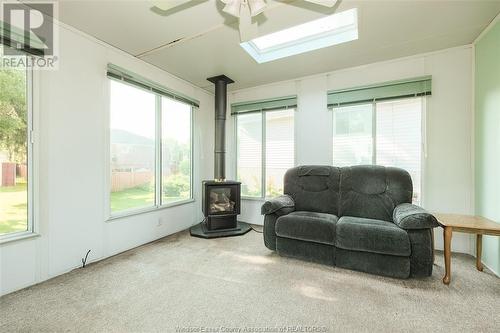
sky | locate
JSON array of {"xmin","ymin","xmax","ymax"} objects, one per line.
[{"xmin": 110, "ymin": 80, "xmax": 190, "ymax": 143}]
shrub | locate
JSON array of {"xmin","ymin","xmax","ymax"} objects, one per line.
[{"xmin": 164, "ymin": 173, "xmax": 190, "ymax": 198}]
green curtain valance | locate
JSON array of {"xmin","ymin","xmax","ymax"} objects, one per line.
[
  {"xmin": 0, "ymin": 21, "xmax": 45, "ymax": 57},
  {"xmin": 327, "ymin": 76, "xmax": 432, "ymax": 107},
  {"xmin": 231, "ymin": 96, "xmax": 297, "ymax": 115},
  {"xmin": 107, "ymin": 64, "xmax": 200, "ymax": 108}
]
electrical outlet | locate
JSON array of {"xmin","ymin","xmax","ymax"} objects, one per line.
[{"xmin": 157, "ymin": 218, "xmax": 163, "ymax": 227}]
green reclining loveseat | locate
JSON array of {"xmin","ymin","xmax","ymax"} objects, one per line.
[{"xmin": 261, "ymin": 165, "xmax": 439, "ymax": 278}]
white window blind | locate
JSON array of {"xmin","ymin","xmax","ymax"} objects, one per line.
[
  {"xmin": 333, "ymin": 103, "xmax": 373, "ymax": 167},
  {"xmin": 265, "ymin": 109, "xmax": 295, "ymax": 197},
  {"xmin": 237, "ymin": 113, "xmax": 262, "ymax": 197},
  {"xmin": 376, "ymin": 98, "xmax": 422, "ymax": 204},
  {"xmin": 332, "ymin": 97, "xmax": 423, "ymax": 204},
  {"xmin": 235, "ymin": 104, "xmax": 295, "ymax": 199}
]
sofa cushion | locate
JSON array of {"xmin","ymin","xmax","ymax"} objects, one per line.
[
  {"xmin": 284, "ymin": 166, "xmax": 341, "ymax": 215},
  {"xmin": 339, "ymin": 165, "xmax": 413, "ymax": 222},
  {"xmin": 276, "ymin": 237, "xmax": 335, "ymax": 266},
  {"xmin": 275, "ymin": 211, "xmax": 338, "ymax": 245},
  {"xmin": 335, "ymin": 248, "xmax": 410, "ymax": 279},
  {"xmin": 335, "ymin": 216, "xmax": 411, "ymax": 256}
]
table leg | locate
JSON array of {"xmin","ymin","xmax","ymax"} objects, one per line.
[
  {"xmin": 476, "ymin": 234, "xmax": 483, "ymax": 271},
  {"xmin": 443, "ymin": 226, "xmax": 452, "ymax": 285}
]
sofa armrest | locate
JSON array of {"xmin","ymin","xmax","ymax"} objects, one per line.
[
  {"xmin": 393, "ymin": 203, "xmax": 439, "ymax": 230},
  {"xmin": 261, "ymin": 195, "xmax": 295, "ymax": 216}
]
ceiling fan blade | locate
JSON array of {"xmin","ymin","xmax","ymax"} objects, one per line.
[
  {"xmin": 239, "ymin": 2, "xmax": 259, "ymax": 41},
  {"xmin": 222, "ymin": 0, "xmax": 242, "ymax": 17},
  {"xmin": 304, "ymin": 0, "xmax": 338, "ymax": 7},
  {"xmin": 248, "ymin": 0, "xmax": 267, "ymax": 17},
  {"xmin": 152, "ymin": 0, "xmax": 194, "ymax": 11}
]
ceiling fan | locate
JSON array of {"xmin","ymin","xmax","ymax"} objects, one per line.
[
  {"xmin": 151, "ymin": 0, "xmax": 338, "ymax": 42},
  {"xmin": 152, "ymin": 0, "xmax": 338, "ymax": 18}
]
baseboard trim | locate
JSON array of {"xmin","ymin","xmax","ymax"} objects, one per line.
[{"xmin": 482, "ymin": 262, "xmax": 500, "ymax": 278}]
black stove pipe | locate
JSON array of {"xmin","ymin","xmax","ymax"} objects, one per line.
[{"xmin": 207, "ymin": 75, "xmax": 234, "ymax": 182}]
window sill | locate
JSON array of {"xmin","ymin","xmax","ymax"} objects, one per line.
[
  {"xmin": 0, "ymin": 231, "xmax": 40, "ymax": 245},
  {"xmin": 241, "ymin": 196, "xmax": 265, "ymax": 201},
  {"xmin": 106, "ymin": 198, "xmax": 195, "ymax": 222},
  {"xmin": 242, "ymin": 196, "xmax": 287, "ymax": 202}
]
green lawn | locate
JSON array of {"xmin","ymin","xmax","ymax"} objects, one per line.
[
  {"xmin": 0, "ymin": 182, "xmax": 28, "ymax": 235},
  {"xmin": 110, "ymin": 186, "xmax": 155, "ymax": 212},
  {"xmin": 1, "ymin": 182, "xmax": 188, "ymax": 232},
  {"xmin": 110, "ymin": 185, "xmax": 187, "ymax": 214}
]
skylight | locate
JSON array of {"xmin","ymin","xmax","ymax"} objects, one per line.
[{"xmin": 241, "ymin": 8, "xmax": 358, "ymax": 63}]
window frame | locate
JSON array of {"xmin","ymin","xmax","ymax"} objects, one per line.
[
  {"xmin": 331, "ymin": 96, "xmax": 426, "ymax": 204},
  {"xmin": 106, "ymin": 78, "xmax": 194, "ymax": 221},
  {"xmin": 235, "ymin": 107, "xmax": 296, "ymax": 201},
  {"xmin": 0, "ymin": 62, "xmax": 37, "ymax": 243}
]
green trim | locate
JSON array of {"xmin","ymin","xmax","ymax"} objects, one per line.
[
  {"xmin": 231, "ymin": 96, "xmax": 297, "ymax": 115},
  {"xmin": 0, "ymin": 20, "xmax": 45, "ymax": 56},
  {"xmin": 327, "ymin": 76, "xmax": 432, "ymax": 107},
  {"xmin": 106, "ymin": 64, "xmax": 200, "ymax": 108}
]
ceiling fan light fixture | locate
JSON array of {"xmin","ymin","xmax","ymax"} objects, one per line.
[{"xmin": 248, "ymin": 0, "xmax": 267, "ymax": 17}]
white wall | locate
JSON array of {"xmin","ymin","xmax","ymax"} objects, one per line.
[
  {"xmin": 0, "ymin": 23, "xmax": 214, "ymax": 296},
  {"xmin": 0, "ymin": 30, "xmax": 476, "ymax": 296},
  {"xmin": 228, "ymin": 46, "xmax": 475, "ymax": 255}
]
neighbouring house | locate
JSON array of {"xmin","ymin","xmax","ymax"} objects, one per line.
[{"xmin": 110, "ymin": 129, "xmax": 155, "ymax": 192}]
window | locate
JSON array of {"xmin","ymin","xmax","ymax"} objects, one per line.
[
  {"xmin": 376, "ymin": 99, "xmax": 422, "ymax": 202},
  {"xmin": 329, "ymin": 76, "xmax": 430, "ymax": 204},
  {"xmin": 108, "ymin": 67, "xmax": 195, "ymax": 217},
  {"xmin": 332, "ymin": 97, "xmax": 423, "ymax": 203},
  {"xmin": 240, "ymin": 8, "xmax": 358, "ymax": 63},
  {"xmin": 265, "ymin": 109, "xmax": 294, "ymax": 197},
  {"xmin": 235, "ymin": 99, "xmax": 295, "ymax": 198},
  {"xmin": 237, "ymin": 112, "xmax": 262, "ymax": 197},
  {"xmin": 110, "ymin": 81, "xmax": 156, "ymax": 213},
  {"xmin": 333, "ymin": 103, "xmax": 373, "ymax": 167},
  {"xmin": 161, "ymin": 97, "xmax": 192, "ymax": 204},
  {"xmin": 0, "ymin": 49, "xmax": 33, "ymax": 238}
]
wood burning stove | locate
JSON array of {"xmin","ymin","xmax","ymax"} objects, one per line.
[{"xmin": 190, "ymin": 74, "xmax": 251, "ymax": 238}]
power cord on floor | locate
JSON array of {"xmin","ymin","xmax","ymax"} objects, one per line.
[{"xmin": 81, "ymin": 250, "xmax": 91, "ymax": 268}]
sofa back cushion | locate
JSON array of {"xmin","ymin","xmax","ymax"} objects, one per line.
[
  {"xmin": 284, "ymin": 166, "xmax": 340, "ymax": 215},
  {"xmin": 339, "ymin": 165, "xmax": 413, "ymax": 222}
]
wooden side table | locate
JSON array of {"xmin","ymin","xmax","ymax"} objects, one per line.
[{"xmin": 435, "ymin": 214, "xmax": 500, "ymax": 285}]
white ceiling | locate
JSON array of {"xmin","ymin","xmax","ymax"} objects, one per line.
[{"xmin": 51, "ymin": 0, "xmax": 500, "ymax": 91}]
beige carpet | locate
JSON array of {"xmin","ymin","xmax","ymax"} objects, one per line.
[{"xmin": 1, "ymin": 229, "xmax": 499, "ymax": 332}]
